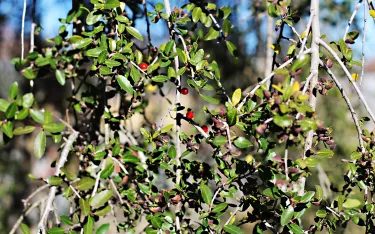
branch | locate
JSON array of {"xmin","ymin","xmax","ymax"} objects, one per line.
[
  {"xmin": 299, "ymin": 0, "xmax": 320, "ymax": 197},
  {"xmin": 318, "ymin": 38, "xmax": 375, "ymax": 123},
  {"xmin": 21, "ymin": 0, "xmax": 27, "ymax": 60},
  {"xmin": 360, "ymin": 0, "xmax": 367, "ymax": 85},
  {"xmin": 223, "ymin": 203, "xmax": 241, "ymax": 227},
  {"xmin": 37, "ymin": 131, "xmax": 79, "ymax": 234},
  {"xmin": 164, "ymin": 0, "xmax": 183, "ymax": 231},
  {"xmin": 265, "ymin": 14, "xmax": 273, "ymax": 89},
  {"xmin": 22, "ymin": 184, "xmax": 49, "ymax": 209},
  {"xmin": 343, "ymin": 0, "xmax": 362, "ymax": 41},
  {"xmin": 10, "ymin": 197, "xmax": 46, "ymax": 234},
  {"xmin": 237, "ymin": 49, "xmax": 311, "ymax": 111},
  {"xmin": 319, "ymin": 60, "xmax": 365, "ymax": 152}
]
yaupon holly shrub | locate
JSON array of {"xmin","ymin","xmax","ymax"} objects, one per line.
[{"xmin": 6, "ymin": 0, "xmax": 375, "ymax": 233}]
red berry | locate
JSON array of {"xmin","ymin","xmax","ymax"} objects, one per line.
[
  {"xmin": 201, "ymin": 125, "xmax": 208, "ymax": 133},
  {"xmin": 181, "ymin": 88, "xmax": 189, "ymax": 95},
  {"xmin": 139, "ymin": 62, "xmax": 148, "ymax": 70},
  {"xmin": 186, "ymin": 111, "xmax": 194, "ymax": 119}
]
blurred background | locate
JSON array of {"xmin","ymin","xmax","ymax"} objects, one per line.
[{"xmin": 0, "ymin": 0, "xmax": 374, "ymax": 233}]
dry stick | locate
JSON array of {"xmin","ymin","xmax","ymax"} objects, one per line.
[
  {"xmin": 142, "ymin": 0, "xmax": 152, "ymax": 53},
  {"xmin": 37, "ymin": 131, "xmax": 79, "ymax": 234},
  {"xmin": 298, "ymin": 15, "xmax": 313, "ymax": 58},
  {"xmin": 299, "ymin": 0, "xmax": 320, "ymax": 197},
  {"xmin": 284, "ymin": 143, "xmax": 289, "ymax": 181},
  {"xmin": 10, "ymin": 197, "xmax": 46, "ymax": 234},
  {"xmin": 163, "ymin": 0, "xmax": 183, "ymax": 231},
  {"xmin": 237, "ymin": 49, "xmax": 312, "ymax": 111},
  {"xmin": 320, "ymin": 60, "xmax": 365, "ymax": 151},
  {"xmin": 319, "ymin": 38, "xmax": 375, "ymax": 123},
  {"xmin": 223, "ymin": 203, "xmax": 241, "ymax": 227},
  {"xmin": 360, "ymin": 0, "xmax": 367, "ymax": 86},
  {"xmin": 110, "ymin": 179, "xmax": 124, "ymax": 204},
  {"xmin": 343, "ymin": 0, "xmax": 363, "ymax": 41},
  {"xmin": 22, "ymin": 184, "xmax": 49, "ymax": 209}
]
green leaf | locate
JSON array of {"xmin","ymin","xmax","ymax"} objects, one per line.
[
  {"xmin": 316, "ymin": 149, "xmax": 334, "ymax": 158},
  {"xmin": 84, "ymin": 216, "xmax": 94, "ymax": 234},
  {"xmin": 94, "ymin": 205, "xmax": 111, "ymax": 216},
  {"xmin": 316, "ymin": 209, "xmax": 327, "ymax": 218},
  {"xmin": 223, "ymin": 224, "xmax": 243, "ymax": 234},
  {"xmin": 0, "ymin": 99, "xmax": 10, "ymax": 112},
  {"xmin": 126, "ymin": 26, "xmax": 144, "ymax": 41},
  {"xmin": 300, "ymin": 191, "xmax": 315, "ymax": 203},
  {"xmin": 2, "ymin": 121, "xmax": 13, "ymax": 138},
  {"xmin": 47, "ymin": 227, "xmax": 65, "ymax": 234},
  {"xmin": 86, "ymin": 47, "xmax": 105, "ymax": 57},
  {"xmin": 20, "ymin": 223, "xmax": 30, "ymax": 234},
  {"xmin": 30, "ymin": 109, "xmax": 44, "ymax": 124},
  {"xmin": 76, "ymin": 177, "xmax": 95, "ymax": 191},
  {"xmin": 219, "ymin": 6, "xmax": 232, "ymax": 19},
  {"xmin": 9, "ymin": 82, "xmax": 18, "ymax": 99},
  {"xmin": 60, "ymin": 215, "xmax": 73, "ymax": 226},
  {"xmin": 23, "ymin": 68, "xmax": 37, "ymax": 79},
  {"xmin": 47, "ymin": 176, "xmax": 63, "ymax": 186},
  {"xmin": 43, "ymin": 123, "xmax": 65, "ymax": 133},
  {"xmin": 44, "ymin": 110, "xmax": 53, "ymax": 124},
  {"xmin": 226, "ymin": 41, "xmax": 237, "ymax": 57},
  {"xmin": 213, "ymin": 136, "xmax": 227, "ymax": 147},
  {"xmin": 192, "ymin": 7, "xmax": 202, "ymax": 23},
  {"xmin": 227, "ymin": 106, "xmax": 237, "ymax": 126},
  {"xmin": 287, "ymin": 223, "xmax": 303, "ymax": 234},
  {"xmin": 280, "ymin": 206, "xmax": 294, "ymax": 226},
  {"xmin": 200, "ymin": 183, "xmax": 212, "ymax": 204},
  {"xmin": 116, "ymin": 75, "xmax": 135, "ymax": 95},
  {"xmin": 222, "ymin": 19, "xmax": 232, "ymax": 37},
  {"xmin": 234, "ymin": 137, "xmax": 252, "ymax": 149},
  {"xmin": 22, "ymin": 93, "xmax": 34, "ymax": 108},
  {"xmin": 343, "ymin": 198, "xmax": 361, "ymax": 209},
  {"xmin": 86, "ymin": 12, "xmax": 102, "ymax": 25},
  {"xmin": 5, "ymin": 102, "xmax": 18, "ymax": 119},
  {"xmin": 273, "ymin": 115, "xmax": 292, "ymax": 127},
  {"xmin": 130, "ymin": 65, "xmax": 140, "ymax": 83},
  {"xmin": 152, "ymin": 75, "xmax": 169, "ymax": 82},
  {"xmin": 190, "ymin": 49, "xmax": 204, "ymax": 65},
  {"xmin": 73, "ymin": 38, "xmax": 93, "ymax": 49},
  {"xmin": 161, "ymin": 124, "xmax": 174, "ymax": 133},
  {"xmin": 79, "ymin": 198, "xmax": 91, "ymax": 216},
  {"xmin": 315, "ymin": 185, "xmax": 323, "ymax": 201},
  {"xmin": 91, "ymin": 190, "xmax": 113, "ymax": 208},
  {"xmin": 34, "ymin": 131, "xmax": 46, "ymax": 158},
  {"xmin": 96, "ymin": 223, "xmax": 110, "ymax": 234},
  {"xmin": 200, "ymin": 94, "xmax": 219, "ymax": 104},
  {"xmin": 100, "ymin": 162, "xmax": 114, "ymax": 179},
  {"xmin": 13, "ymin": 126, "xmax": 35, "ymax": 136},
  {"xmin": 15, "ymin": 108, "xmax": 29, "ymax": 120},
  {"xmin": 176, "ymin": 48, "xmax": 187, "ymax": 63},
  {"xmin": 212, "ymin": 203, "xmax": 228, "ymax": 213},
  {"xmin": 149, "ymin": 216, "xmax": 163, "ymax": 228},
  {"xmin": 204, "ymin": 27, "xmax": 220, "ymax": 41},
  {"xmin": 103, "ymin": 0, "xmax": 120, "ymax": 9},
  {"xmin": 346, "ymin": 30, "xmax": 359, "ymax": 41},
  {"xmin": 351, "ymin": 151, "xmax": 361, "ymax": 160},
  {"xmin": 55, "ymin": 70, "xmax": 66, "ymax": 86}
]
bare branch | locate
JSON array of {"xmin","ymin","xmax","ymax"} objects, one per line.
[
  {"xmin": 22, "ymin": 184, "xmax": 49, "ymax": 209},
  {"xmin": 360, "ymin": 0, "xmax": 367, "ymax": 85},
  {"xmin": 37, "ymin": 131, "xmax": 79, "ymax": 233},
  {"xmin": 343, "ymin": 0, "xmax": 362, "ymax": 41}
]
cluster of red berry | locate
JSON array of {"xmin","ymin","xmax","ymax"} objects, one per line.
[{"xmin": 137, "ymin": 61, "xmax": 208, "ymax": 133}]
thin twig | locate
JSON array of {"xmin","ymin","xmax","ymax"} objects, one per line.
[
  {"xmin": 223, "ymin": 203, "xmax": 241, "ymax": 227},
  {"xmin": 22, "ymin": 184, "xmax": 49, "ymax": 209},
  {"xmin": 298, "ymin": 15, "xmax": 313, "ymax": 58},
  {"xmin": 237, "ymin": 49, "xmax": 312, "ymax": 111},
  {"xmin": 111, "ymin": 156, "xmax": 129, "ymax": 175},
  {"xmin": 284, "ymin": 142, "xmax": 289, "ymax": 181},
  {"xmin": 343, "ymin": 0, "xmax": 363, "ymax": 41},
  {"xmin": 110, "ymin": 179, "xmax": 124, "ymax": 204},
  {"xmin": 21, "ymin": 0, "xmax": 27, "ymax": 60},
  {"xmin": 265, "ymin": 14, "xmax": 273, "ymax": 89},
  {"xmin": 164, "ymin": 0, "xmax": 183, "ymax": 231},
  {"xmin": 209, "ymin": 187, "xmax": 222, "ymax": 211},
  {"xmin": 360, "ymin": 0, "xmax": 367, "ymax": 86},
  {"xmin": 319, "ymin": 38, "xmax": 375, "ymax": 123},
  {"xmin": 320, "ymin": 60, "xmax": 365, "ymax": 151},
  {"xmin": 37, "ymin": 131, "xmax": 79, "ymax": 233},
  {"xmin": 10, "ymin": 197, "xmax": 46, "ymax": 234}
]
